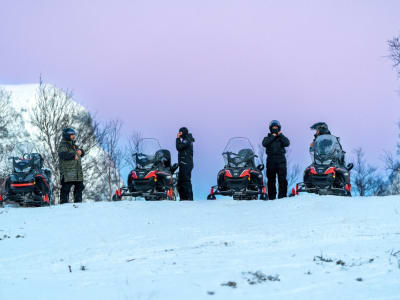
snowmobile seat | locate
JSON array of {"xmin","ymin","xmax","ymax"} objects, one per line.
[
  {"xmin": 238, "ymin": 148, "xmax": 256, "ymax": 168},
  {"xmin": 155, "ymin": 149, "xmax": 171, "ymax": 169}
]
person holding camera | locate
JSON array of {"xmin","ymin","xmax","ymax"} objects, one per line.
[
  {"xmin": 262, "ymin": 120, "xmax": 290, "ymax": 200},
  {"xmin": 58, "ymin": 128, "xmax": 85, "ymax": 204},
  {"xmin": 176, "ymin": 127, "xmax": 195, "ymax": 200}
]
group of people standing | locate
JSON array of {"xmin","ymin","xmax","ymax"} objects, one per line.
[{"xmin": 57, "ymin": 121, "xmax": 331, "ymax": 202}]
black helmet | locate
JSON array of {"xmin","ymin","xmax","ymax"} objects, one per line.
[
  {"xmin": 179, "ymin": 127, "xmax": 189, "ymax": 137},
  {"xmin": 269, "ymin": 120, "xmax": 281, "ymax": 132},
  {"xmin": 62, "ymin": 128, "xmax": 76, "ymax": 140},
  {"xmin": 311, "ymin": 122, "xmax": 330, "ymax": 135}
]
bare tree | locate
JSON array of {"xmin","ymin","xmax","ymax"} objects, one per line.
[
  {"xmin": 384, "ymin": 150, "xmax": 400, "ymax": 195},
  {"xmin": 286, "ymin": 148, "xmax": 301, "ymax": 192},
  {"xmin": 388, "ymin": 35, "xmax": 400, "ymax": 77},
  {"xmin": 94, "ymin": 119, "xmax": 124, "ymax": 201},
  {"xmin": 0, "ymin": 88, "xmax": 21, "ymax": 186},
  {"xmin": 381, "ymin": 120, "xmax": 400, "ymax": 195},
  {"xmin": 351, "ymin": 147, "xmax": 380, "ymax": 196},
  {"xmin": 125, "ymin": 131, "xmax": 143, "ymax": 170},
  {"xmin": 30, "ymin": 80, "xmax": 103, "ymax": 202}
]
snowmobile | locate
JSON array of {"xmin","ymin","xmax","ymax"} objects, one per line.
[
  {"xmin": 294, "ymin": 134, "xmax": 353, "ymax": 197},
  {"xmin": 207, "ymin": 137, "xmax": 267, "ymax": 200},
  {"xmin": 0, "ymin": 152, "xmax": 54, "ymax": 207},
  {"xmin": 113, "ymin": 138, "xmax": 179, "ymax": 201}
]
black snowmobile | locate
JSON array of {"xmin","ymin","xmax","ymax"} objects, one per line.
[
  {"xmin": 207, "ymin": 137, "xmax": 267, "ymax": 200},
  {"xmin": 1, "ymin": 152, "xmax": 53, "ymax": 207},
  {"xmin": 114, "ymin": 138, "xmax": 179, "ymax": 201},
  {"xmin": 294, "ymin": 134, "xmax": 353, "ymax": 196}
]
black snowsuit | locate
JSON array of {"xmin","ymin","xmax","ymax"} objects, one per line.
[
  {"xmin": 58, "ymin": 139, "xmax": 85, "ymax": 204},
  {"xmin": 262, "ymin": 133, "xmax": 290, "ymax": 200},
  {"xmin": 176, "ymin": 130, "xmax": 195, "ymax": 200}
]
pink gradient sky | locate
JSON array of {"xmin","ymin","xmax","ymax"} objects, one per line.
[{"xmin": 1, "ymin": 1, "xmax": 399, "ymax": 197}]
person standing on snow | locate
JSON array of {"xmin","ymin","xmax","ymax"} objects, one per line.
[
  {"xmin": 262, "ymin": 120, "xmax": 290, "ymax": 200},
  {"xmin": 58, "ymin": 128, "xmax": 85, "ymax": 204},
  {"xmin": 176, "ymin": 127, "xmax": 195, "ymax": 200}
]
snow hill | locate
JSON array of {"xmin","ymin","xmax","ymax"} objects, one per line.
[{"xmin": 0, "ymin": 195, "xmax": 399, "ymax": 300}]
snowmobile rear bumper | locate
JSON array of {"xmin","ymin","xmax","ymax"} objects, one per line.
[
  {"xmin": 293, "ymin": 183, "xmax": 351, "ymax": 197},
  {"xmin": 207, "ymin": 185, "xmax": 267, "ymax": 200},
  {"xmin": 114, "ymin": 187, "xmax": 175, "ymax": 201},
  {"xmin": 2, "ymin": 193, "xmax": 50, "ymax": 207}
]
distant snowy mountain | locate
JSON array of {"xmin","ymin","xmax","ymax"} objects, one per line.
[{"xmin": 0, "ymin": 195, "xmax": 399, "ymax": 300}]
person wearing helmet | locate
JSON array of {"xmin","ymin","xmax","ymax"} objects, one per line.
[
  {"xmin": 176, "ymin": 127, "xmax": 195, "ymax": 200},
  {"xmin": 310, "ymin": 122, "xmax": 331, "ymax": 151},
  {"xmin": 262, "ymin": 120, "xmax": 290, "ymax": 200},
  {"xmin": 309, "ymin": 122, "xmax": 346, "ymax": 166},
  {"xmin": 58, "ymin": 128, "xmax": 85, "ymax": 204}
]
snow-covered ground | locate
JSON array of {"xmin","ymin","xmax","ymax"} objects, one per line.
[{"xmin": 0, "ymin": 195, "xmax": 399, "ymax": 300}]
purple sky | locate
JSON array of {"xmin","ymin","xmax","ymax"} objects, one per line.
[{"xmin": 1, "ymin": 1, "xmax": 400, "ymax": 198}]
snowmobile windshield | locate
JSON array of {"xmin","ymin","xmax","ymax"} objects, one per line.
[
  {"xmin": 313, "ymin": 135, "xmax": 342, "ymax": 165},
  {"xmin": 134, "ymin": 138, "xmax": 162, "ymax": 169},
  {"xmin": 222, "ymin": 137, "xmax": 256, "ymax": 168}
]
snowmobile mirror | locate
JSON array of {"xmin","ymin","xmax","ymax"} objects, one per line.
[
  {"xmin": 257, "ymin": 164, "xmax": 265, "ymax": 171},
  {"xmin": 346, "ymin": 163, "xmax": 354, "ymax": 171}
]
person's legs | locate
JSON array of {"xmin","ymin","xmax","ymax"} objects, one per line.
[
  {"xmin": 186, "ymin": 165, "xmax": 193, "ymax": 200},
  {"xmin": 178, "ymin": 167, "xmax": 187, "ymax": 200},
  {"xmin": 277, "ymin": 162, "xmax": 288, "ymax": 199},
  {"xmin": 73, "ymin": 181, "xmax": 85, "ymax": 203},
  {"xmin": 267, "ymin": 161, "xmax": 277, "ymax": 200},
  {"xmin": 178, "ymin": 164, "xmax": 193, "ymax": 200},
  {"xmin": 60, "ymin": 178, "xmax": 73, "ymax": 204}
]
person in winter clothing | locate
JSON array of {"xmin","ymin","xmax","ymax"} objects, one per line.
[
  {"xmin": 176, "ymin": 127, "xmax": 195, "ymax": 200},
  {"xmin": 309, "ymin": 122, "xmax": 331, "ymax": 152},
  {"xmin": 262, "ymin": 120, "xmax": 290, "ymax": 200},
  {"xmin": 58, "ymin": 128, "xmax": 85, "ymax": 204},
  {"xmin": 309, "ymin": 122, "xmax": 346, "ymax": 166}
]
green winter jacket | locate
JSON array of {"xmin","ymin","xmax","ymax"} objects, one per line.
[{"xmin": 58, "ymin": 139, "xmax": 85, "ymax": 182}]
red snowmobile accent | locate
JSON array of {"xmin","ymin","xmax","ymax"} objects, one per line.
[
  {"xmin": 345, "ymin": 184, "xmax": 351, "ymax": 192},
  {"xmin": 324, "ymin": 167, "xmax": 336, "ymax": 176},
  {"xmin": 130, "ymin": 171, "xmax": 138, "ymax": 179},
  {"xmin": 262, "ymin": 186, "xmax": 267, "ymax": 194},
  {"xmin": 144, "ymin": 170, "xmax": 158, "ymax": 179},
  {"xmin": 167, "ymin": 188, "xmax": 173, "ymax": 199},
  {"xmin": 210, "ymin": 187, "xmax": 214, "ymax": 195},
  {"xmin": 240, "ymin": 169, "xmax": 250, "ymax": 179},
  {"xmin": 224, "ymin": 170, "xmax": 233, "ymax": 178},
  {"xmin": 11, "ymin": 183, "xmax": 35, "ymax": 187},
  {"xmin": 43, "ymin": 194, "xmax": 49, "ymax": 203},
  {"xmin": 0, "ymin": 194, "xmax": 3, "ymax": 202},
  {"xmin": 310, "ymin": 167, "xmax": 317, "ymax": 175}
]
